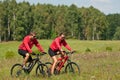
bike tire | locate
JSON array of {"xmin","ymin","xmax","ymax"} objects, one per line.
[
  {"xmin": 45, "ymin": 62, "xmax": 52, "ymax": 68},
  {"xmin": 10, "ymin": 64, "xmax": 25, "ymax": 77},
  {"xmin": 65, "ymin": 62, "xmax": 80, "ymax": 75},
  {"xmin": 45, "ymin": 62, "xmax": 60, "ymax": 75},
  {"xmin": 36, "ymin": 63, "xmax": 48, "ymax": 77}
]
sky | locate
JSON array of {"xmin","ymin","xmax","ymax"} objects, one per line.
[{"xmin": 16, "ymin": 0, "xmax": 120, "ymax": 15}]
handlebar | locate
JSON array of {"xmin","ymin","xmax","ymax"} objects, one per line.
[
  {"xmin": 31, "ymin": 52, "xmax": 47, "ymax": 57},
  {"xmin": 64, "ymin": 50, "xmax": 76, "ymax": 55}
]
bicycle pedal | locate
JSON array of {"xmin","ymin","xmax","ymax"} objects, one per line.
[
  {"xmin": 23, "ymin": 65, "xmax": 29, "ymax": 69},
  {"xmin": 22, "ymin": 66, "xmax": 29, "ymax": 73}
]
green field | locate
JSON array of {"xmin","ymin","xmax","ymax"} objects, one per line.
[{"xmin": 0, "ymin": 40, "xmax": 120, "ymax": 80}]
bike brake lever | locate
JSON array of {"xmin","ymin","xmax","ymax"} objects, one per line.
[
  {"xmin": 71, "ymin": 50, "xmax": 76, "ymax": 54},
  {"xmin": 39, "ymin": 53, "xmax": 46, "ymax": 56},
  {"xmin": 32, "ymin": 52, "xmax": 36, "ymax": 55}
]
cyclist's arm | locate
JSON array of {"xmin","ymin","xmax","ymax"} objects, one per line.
[
  {"xmin": 63, "ymin": 40, "xmax": 72, "ymax": 51},
  {"xmin": 34, "ymin": 39, "xmax": 44, "ymax": 52}
]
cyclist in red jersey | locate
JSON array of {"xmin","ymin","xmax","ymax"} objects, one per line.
[
  {"xmin": 18, "ymin": 32, "xmax": 46, "ymax": 69},
  {"xmin": 48, "ymin": 33, "xmax": 73, "ymax": 75}
]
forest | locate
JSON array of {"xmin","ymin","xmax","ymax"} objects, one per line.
[{"xmin": 0, "ymin": 0, "xmax": 120, "ymax": 42}]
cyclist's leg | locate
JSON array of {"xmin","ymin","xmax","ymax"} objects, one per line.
[
  {"xmin": 18, "ymin": 49, "xmax": 30, "ymax": 67},
  {"xmin": 27, "ymin": 56, "xmax": 33, "ymax": 62},
  {"xmin": 48, "ymin": 48, "xmax": 57, "ymax": 75},
  {"xmin": 23, "ymin": 53, "xmax": 30, "ymax": 67},
  {"xmin": 51, "ymin": 56, "xmax": 57, "ymax": 74}
]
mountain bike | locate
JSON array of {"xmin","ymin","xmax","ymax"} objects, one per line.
[
  {"xmin": 10, "ymin": 53, "xmax": 48, "ymax": 77},
  {"xmin": 46, "ymin": 51, "xmax": 80, "ymax": 75}
]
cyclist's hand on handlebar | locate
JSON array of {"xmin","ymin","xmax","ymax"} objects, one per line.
[
  {"xmin": 31, "ymin": 52, "xmax": 36, "ymax": 55},
  {"xmin": 71, "ymin": 50, "xmax": 76, "ymax": 54},
  {"xmin": 42, "ymin": 52, "xmax": 47, "ymax": 54}
]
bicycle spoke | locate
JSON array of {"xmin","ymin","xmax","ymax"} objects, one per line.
[
  {"xmin": 68, "ymin": 64, "xmax": 74, "ymax": 73},
  {"xmin": 36, "ymin": 64, "xmax": 48, "ymax": 77},
  {"xmin": 65, "ymin": 62, "xmax": 80, "ymax": 75},
  {"xmin": 10, "ymin": 64, "xmax": 25, "ymax": 77}
]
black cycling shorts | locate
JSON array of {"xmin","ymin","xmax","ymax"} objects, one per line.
[
  {"xmin": 18, "ymin": 49, "xmax": 32, "ymax": 62},
  {"xmin": 48, "ymin": 48, "xmax": 58, "ymax": 57}
]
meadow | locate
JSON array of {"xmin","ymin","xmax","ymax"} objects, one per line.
[{"xmin": 0, "ymin": 40, "xmax": 120, "ymax": 80}]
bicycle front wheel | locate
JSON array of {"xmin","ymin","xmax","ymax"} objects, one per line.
[
  {"xmin": 45, "ymin": 62, "xmax": 52, "ymax": 68},
  {"xmin": 36, "ymin": 63, "xmax": 48, "ymax": 77},
  {"xmin": 10, "ymin": 64, "xmax": 25, "ymax": 77},
  {"xmin": 65, "ymin": 62, "xmax": 80, "ymax": 75}
]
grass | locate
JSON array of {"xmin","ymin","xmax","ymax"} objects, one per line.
[
  {"xmin": 0, "ymin": 40, "xmax": 120, "ymax": 80},
  {"xmin": 1, "ymin": 40, "xmax": 120, "ymax": 58}
]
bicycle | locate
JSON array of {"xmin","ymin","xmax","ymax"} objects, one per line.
[
  {"xmin": 10, "ymin": 53, "xmax": 48, "ymax": 77},
  {"xmin": 46, "ymin": 51, "xmax": 80, "ymax": 75}
]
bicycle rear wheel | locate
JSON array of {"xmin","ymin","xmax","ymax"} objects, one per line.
[
  {"xmin": 65, "ymin": 62, "xmax": 80, "ymax": 75},
  {"xmin": 10, "ymin": 64, "xmax": 25, "ymax": 77},
  {"xmin": 36, "ymin": 63, "xmax": 48, "ymax": 77}
]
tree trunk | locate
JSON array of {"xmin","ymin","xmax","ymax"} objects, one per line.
[
  {"xmin": 7, "ymin": 17, "xmax": 10, "ymax": 41},
  {"xmin": 92, "ymin": 27, "xmax": 96, "ymax": 40},
  {"xmin": 96, "ymin": 32, "xmax": 100, "ymax": 40},
  {"xmin": 13, "ymin": 12, "xmax": 16, "ymax": 40},
  {"xmin": 0, "ymin": 18, "xmax": 1, "ymax": 42},
  {"xmin": 92, "ymin": 29, "xmax": 95, "ymax": 40}
]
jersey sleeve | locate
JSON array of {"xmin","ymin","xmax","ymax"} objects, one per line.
[
  {"xmin": 34, "ymin": 39, "xmax": 44, "ymax": 52},
  {"xmin": 63, "ymin": 40, "xmax": 72, "ymax": 51}
]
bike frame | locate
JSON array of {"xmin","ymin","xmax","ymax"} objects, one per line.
[
  {"xmin": 10, "ymin": 53, "xmax": 48, "ymax": 77},
  {"xmin": 26, "ymin": 54, "xmax": 42, "ymax": 73},
  {"xmin": 56, "ymin": 55, "xmax": 69, "ymax": 71}
]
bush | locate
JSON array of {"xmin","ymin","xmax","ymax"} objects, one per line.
[
  {"xmin": 85, "ymin": 48, "xmax": 91, "ymax": 52},
  {"xmin": 5, "ymin": 51, "xmax": 15, "ymax": 59},
  {"xmin": 106, "ymin": 46, "xmax": 112, "ymax": 52}
]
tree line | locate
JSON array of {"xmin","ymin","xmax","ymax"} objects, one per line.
[{"xmin": 0, "ymin": 0, "xmax": 120, "ymax": 42}]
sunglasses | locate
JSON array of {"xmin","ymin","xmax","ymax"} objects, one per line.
[
  {"xmin": 61, "ymin": 37, "xmax": 65, "ymax": 39},
  {"xmin": 33, "ymin": 36, "xmax": 36, "ymax": 38}
]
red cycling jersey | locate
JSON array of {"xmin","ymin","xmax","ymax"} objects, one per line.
[
  {"xmin": 50, "ymin": 36, "xmax": 72, "ymax": 51},
  {"xmin": 19, "ymin": 35, "xmax": 44, "ymax": 53}
]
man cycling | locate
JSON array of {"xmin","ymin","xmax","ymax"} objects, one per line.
[
  {"xmin": 48, "ymin": 33, "xmax": 73, "ymax": 75},
  {"xmin": 18, "ymin": 32, "xmax": 46, "ymax": 69}
]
